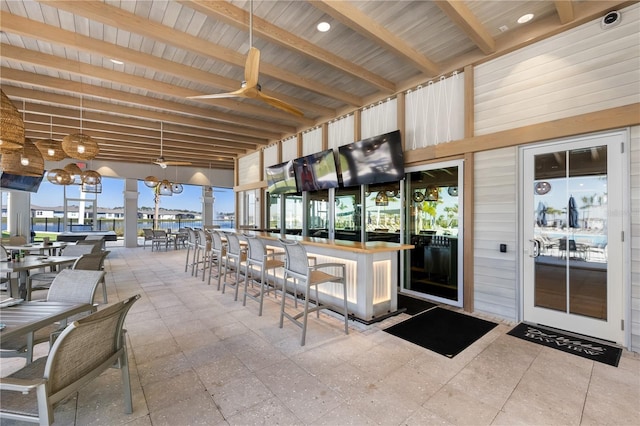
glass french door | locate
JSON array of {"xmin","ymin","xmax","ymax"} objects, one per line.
[
  {"xmin": 522, "ymin": 132, "xmax": 626, "ymax": 344},
  {"xmin": 403, "ymin": 160, "xmax": 463, "ymax": 306}
]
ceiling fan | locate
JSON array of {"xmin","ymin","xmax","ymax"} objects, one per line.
[
  {"xmin": 188, "ymin": 0, "xmax": 303, "ymax": 117},
  {"xmin": 153, "ymin": 123, "xmax": 191, "ymax": 169}
]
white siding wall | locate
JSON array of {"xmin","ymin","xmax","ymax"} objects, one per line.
[
  {"xmin": 237, "ymin": 151, "xmax": 261, "ymax": 186},
  {"xmin": 474, "ymin": 147, "xmax": 518, "ymax": 320},
  {"xmin": 630, "ymin": 125, "xmax": 640, "ymax": 353},
  {"xmin": 475, "ymin": 3, "xmax": 640, "ymax": 135}
]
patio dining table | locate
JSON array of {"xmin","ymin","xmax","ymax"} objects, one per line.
[
  {"xmin": 0, "ymin": 299, "xmax": 95, "ymax": 362},
  {"xmin": 0, "ymin": 256, "xmax": 80, "ymax": 299},
  {"xmin": 3, "ymin": 241, "xmax": 68, "ymax": 256}
]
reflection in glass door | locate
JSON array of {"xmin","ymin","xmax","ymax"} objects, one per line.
[
  {"xmin": 403, "ymin": 161, "xmax": 463, "ymax": 306},
  {"xmin": 523, "ymin": 133, "xmax": 625, "ymax": 343}
]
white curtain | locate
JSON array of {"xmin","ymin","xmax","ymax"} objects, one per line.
[
  {"xmin": 302, "ymin": 127, "xmax": 323, "ymax": 155},
  {"xmin": 361, "ymin": 98, "xmax": 397, "ymax": 139},
  {"xmin": 328, "ymin": 115, "xmax": 355, "ymax": 149}
]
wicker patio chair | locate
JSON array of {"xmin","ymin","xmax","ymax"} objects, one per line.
[{"xmin": 0, "ymin": 294, "xmax": 140, "ymax": 426}]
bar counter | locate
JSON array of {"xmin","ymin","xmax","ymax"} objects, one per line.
[{"xmin": 250, "ymin": 232, "xmax": 413, "ymax": 322}]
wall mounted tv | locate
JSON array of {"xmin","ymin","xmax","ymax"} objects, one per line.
[
  {"xmin": 293, "ymin": 149, "xmax": 339, "ymax": 192},
  {"xmin": 265, "ymin": 160, "xmax": 298, "ymax": 194},
  {"xmin": 338, "ymin": 130, "xmax": 404, "ymax": 187},
  {"xmin": 0, "ymin": 172, "xmax": 44, "ymax": 193}
]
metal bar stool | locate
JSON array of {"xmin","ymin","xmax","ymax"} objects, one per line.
[
  {"xmin": 184, "ymin": 227, "xmax": 197, "ymax": 274},
  {"xmin": 242, "ymin": 234, "xmax": 284, "ymax": 315},
  {"xmin": 194, "ymin": 228, "xmax": 211, "ymax": 280},
  {"xmin": 278, "ymin": 239, "xmax": 349, "ymax": 346},
  {"xmin": 221, "ymin": 232, "xmax": 246, "ymax": 301},
  {"xmin": 207, "ymin": 230, "xmax": 227, "ymax": 290}
]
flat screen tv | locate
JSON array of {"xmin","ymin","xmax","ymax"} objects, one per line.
[
  {"xmin": 0, "ymin": 172, "xmax": 44, "ymax": 193},
  {"xmin": 293, "ymin": 149, "xmax": 339, "ymax": 192},
  {"xmin": 265, "ymin": 160, "xmax": 298, "ymax": 194},
  {"xmin": 338, "ymin": 130, "xmax": 404, "ymax": 187}
]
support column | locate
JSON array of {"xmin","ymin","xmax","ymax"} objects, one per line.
[
  {"xmin": 7, "ymin": 191, "xmax": 31, "ymax": 241},
  {"xmin": 202, "ymin": 186, "xmax": 214, "ymax": 227},
  {"xmin": 123, "ymin": 179, "xmax": 139, "ymax": 248}
]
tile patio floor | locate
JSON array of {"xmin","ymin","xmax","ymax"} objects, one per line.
[{"xmin": 2, "ymin": 245, "xmax": 639, "ymax": 425}]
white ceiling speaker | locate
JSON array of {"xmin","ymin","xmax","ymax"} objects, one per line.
[{"xmin": 601, "ymin": 11, "xmax": 621, "ymax": 30}]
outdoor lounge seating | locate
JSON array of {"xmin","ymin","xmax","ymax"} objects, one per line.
[{"xmin": 0, "ymin": 294, "xmax": 140, "ymax": 426}]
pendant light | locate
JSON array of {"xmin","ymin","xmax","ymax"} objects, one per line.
[
  {"xmin": 64, "ymin": 162, "xmax": 83, "ymax": 185},
  {"xmin": 0, "ymin": 89, "xmax": 24, "ymax": 151},
  {"xmin": 375, "ymin": 191, "xmax": 389, "ymax": 206},
  {"xmin": 35, "ymin": 116, "xmax": 67, "ymax": 161},
  {"xmin": 46, "ymin": 168, "xmax": 73, "ymax": 185},
  {"xmin": 62, "ymin": 95, "xmax": 99, "ymax": 160},
  {"xmin": 158, "ymin": 179, "xmax": 173, "ymax": 196},
  {"xmin": 144, "ymin": 175, "xmax": 160, "ymax": 188},
  {"xmin": 0, "ymin": 138, "xmax": 44, "ymax": 177}
]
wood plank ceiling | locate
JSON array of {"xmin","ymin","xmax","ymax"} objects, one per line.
[{"xmin": 0, "ymin": 0, "xmax": 627, "ymax": 170}]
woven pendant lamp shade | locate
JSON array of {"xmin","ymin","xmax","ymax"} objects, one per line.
[
  {"xmin": 0, "ymin": 89, "xmax": 25, "ymax": 151},
  {"xmin": 144, "ymin": 176, "xmax": 159, "ymax": 188},
  {"xmin": 47, "ymin": 168, "xmax": 73, "ymax": 185},
  {"xmin": 158, "ymin": 179, "xmax": 173, "ymax": 196},
  {"xmin": 81, "ymin": 169, "xmax": 102, "ymax": 185},
  {"xmin": 171, "ymin": 183, "xmax": 184, "ymax": 194},
  {"xmin": 63, "ymin": 162, "xmax": 83, "ymax": 185},
  {"xmin": 0, "ymin": 138, "xmax": 44, "ymax": 177},
  {"xmin": 62, "ymin": 133, "xmax": 99, "ymax": 160},
  {"xmin": 35, "ymin": 139, "xmax": 67, "ymax": 161}
]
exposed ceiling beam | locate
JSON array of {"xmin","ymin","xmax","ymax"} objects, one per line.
[
  {"xmin": 555, "ymin": 0, "xmax": 575, "ymax": 24},
  {"xmin": 309, "ymin": 0, "xmax": 440, "ymax": 77},
  {"xmin": 43, "ymin": 1, "xmax": 364, "ymax": 107},
  {"xmin": 434, "ymin": 1, "xmax": 496, "ymax": 54},
  {"xmin": 184, "ymin": 0, "xmax": 396, "ymax": 94}
]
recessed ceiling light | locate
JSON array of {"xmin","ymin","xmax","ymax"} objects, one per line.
[
  {"xmin": 110, "ymin": 59, "xmax": 124, "ymax": 65},
  {"xmin": 517, "ymin": 13, "xmax": 534, "ymax": 24},
  {"xmin": 317, "ymin": 22, "xmax": 331, "ymax": 32}
]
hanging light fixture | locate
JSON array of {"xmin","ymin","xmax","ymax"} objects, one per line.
[
  {"xmin": 64, "ymin": 162, "xmax": 83, "ymax": 185},
  {"xmin": 35, "ymin": 116, "xmax": 67, "ymax": 161},
  {"xmin": 62, "ymin": 95, "xmax": 99, "ymax": 160},
  {"xmin": 0, "ymin": 89, "xmax": 24, "ymax": 151},
  {"xmin": 81, "ymin": 169, "xmax": 102, "ymax": 185},
  {"xmin": 0, "ymin": 138, "xmax": 44, "ymax": 177},
  {"xmin": 425, "ymin": 185, "xmax": 439, "ymax": 201},
  {"xmin": 375, "ymin": 191, "xmax": 389, "ymax": 206},
  {"xmin": 144, "ymin": 175, "xmax": 159, "ymax": 188},
  {"xmin": 171, "ymin": 182, "xmax": 183, "ymax": 194},
  {"xmin": 46, "ymin": 168, "xmax": 73, "ymax": 185},
  {"xmin": 158, "ymin": 179, "xmax": 173, "ymax": 196}
]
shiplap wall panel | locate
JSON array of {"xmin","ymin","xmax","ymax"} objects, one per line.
[
  {"xmin": 237, "ymin": 151, "xmax": 261, "ymax": 186},
  {"xmin": 302, "ymin": 127, "xmax": 323, "ymax": 155},
  {"xmin": 475, "ymin": 3, "xmax": 640, "ymax": 135},
  {"xmin": 630, "ymin": 125, "xmax": 640, "ymax": 353},
  {"xmin": 328, "ymin": 115, "xmax": 355, "ymax": 149},
  {"xmin": 474, "ymin": 147, "xmax": 518, "ymax": 320},
  {"xmin": 281, "ymin": 137, "xmax": 298, "ymax": 161}
]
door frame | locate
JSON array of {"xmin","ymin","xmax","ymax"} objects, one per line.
[{"xmin": 518, "ymin": 129, "xmax": 631, "ymax": 347}]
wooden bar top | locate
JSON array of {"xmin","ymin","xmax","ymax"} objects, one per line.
[{"xmin": 248, "ymin": 231, "xmax": 414, "ymax": 254}]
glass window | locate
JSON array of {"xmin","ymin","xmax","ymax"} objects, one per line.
[
  {"xmin": 334, "ymin": 187, "xmax": 361, "ymax": 241},
  {"xmin": 365, "ymin": 182, "xmax": 401, "ymax": 243},
  {"xmin": 307, "ymin": 190, "xmax": 329, "ymax": 238}
]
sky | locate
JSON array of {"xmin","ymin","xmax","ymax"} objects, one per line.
[{"xmin": 24, "ymin": 176, "xmax": 235, "ymax": 214}]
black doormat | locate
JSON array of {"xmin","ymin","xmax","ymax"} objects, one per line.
[
  {"xmin": 397, "ymin": 293, "xmax": 438, "ymax": 315},
  {"xmin": 507, "ymin": 323, "xmax": 622, "ymax": 367},
  {"xmin": 383, "ymin": 307, "xmax": 498, "ymax": 358}
]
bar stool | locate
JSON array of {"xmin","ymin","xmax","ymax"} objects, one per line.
[
  {"xmin": 194, "ymin": 229, "xmax": 211, "ymax": 280},
  {"xmin": 207, "ymin": 230, "xmax": 227, "ymax": 290},
  {"xmin": 221, "ymin": 232, "xmax": 246, "ymax": 301},
  {"xmin": 278, "ymin": 239, "xmax": 349, "ymax": 346},
  {"xmin": 184, "ymin": 227, "xmax": 197, "ymax": 274},
  {"xmin": 242, "ymin": 234, "xmax": 284, "ymax": 315}
]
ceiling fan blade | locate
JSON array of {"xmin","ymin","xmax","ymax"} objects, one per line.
[
  {"xmin": 188, "ymin": 86, "xmax": 250, "ymax": 100},
  {"xmin": 245, "ymin": 47, "xmax": 260, "ymax": 88},
  {"xmin": 163, "ymin": 160, "xmax": 192, "ymax": 166},
  {"xmin": 256, "ymin": 91, "xmax": 304, "ymax": 117}
]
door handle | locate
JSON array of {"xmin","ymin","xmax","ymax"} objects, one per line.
[{"xmin": 529, "ymin": 239, "xmax": 540, "ymax": 258}]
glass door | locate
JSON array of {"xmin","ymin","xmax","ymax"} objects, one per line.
[
  {"xmin": 403, "ymin": 160, "xmax": 463, "ymax": 306},
  {"xmin": 522, "ymin": 132, "xmax": 625, "ymax": 343}
]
